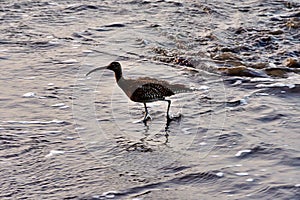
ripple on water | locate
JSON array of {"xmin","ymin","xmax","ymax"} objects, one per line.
[
  {"xmin": 3, "ymin": 120, "xmax": 70, "ymax": 125},
  {"xmin": 1, "ymin": 0, "xmax": 299, "ymax": 199}
]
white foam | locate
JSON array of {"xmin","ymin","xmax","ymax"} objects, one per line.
[
  {"xmin": 23, "ymin": 76, "xmax": 36, "ymax": 80},
  {"xmin": 51, "ymin": 103, "xmax": 65, "ymax": 107},
  {"xmin": 236, "ymin": 172, "xmax": 249, "ymax": 176},
  {"xmin": 246, "ymin": 178, "xmax": 254, "ymax": 182},
  {"xmin": 49, "ymin": 41, "xmax": 60, "ymax": 46},
  {"xmin": 45, "ymin": 150, "xmax": 65, "ymax": 158},
  {"xmin": 235, "ymin": 149, "xmax": 251, "ymax": 157},
  {"xmin": 102, "ymin": 191, "xmax": 119, "ymax": 198},
  {"xmin": 240, "ymin": 99, "xmax": 248, "ymax": 105},
  {"xmin": 251, "ymin": 77, "xmax": 274, "ymax": 82},
  {"xmin": 268, "ymin": 63, "xmax": 277, "ymax": 68},
  {"xmin": 51, "ymin": 103, "xmax": 69, "ymax": 109},
  {"xmin": 222, "ymin": 190, "xmax": 232, "ymax": 193},
  {"xmin": 82, "ymin": 50, "xmax": 94, "ymax": 53},
  {"xmin": 22, "ymin": 92, "xmax": 36, "ymax": 98},
  {"xmin": 182, "ymin": 128, "xmax": 192, "ymax": 135},
  {"xmin": 255, "ymin": 93, "xmax": 269, "ymax": 96},
  {"xmin": 4, "ymin": 120, "xmax": 66, "ymax": 124},
  {"xmin": 62, "ymin": 59, "xmax": 78, "ymax": 64},
  {"xmin": 59, "ymin": 105, "xmax": 70, "ymax": 109},
  {"xmin": 198, "ymin": 85, "xmax": 210, "ymax": 90},
  {"xmin": 72, "ymin": 44, "xmax": 81, "ymax": 48},
  {"xmin": 216, "ymin": 172, "xmax": 224, "ymax": 177},
  {"xmin": 256, "ymin": 83, "xmax": 295, "ymax": 89},
  {"xmin": 232, "ymin": 80, "xmax": 242, "ymax": 86}
]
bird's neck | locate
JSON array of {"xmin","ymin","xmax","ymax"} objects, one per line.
[{"xmin": 114, "ymin": 70, "xmax": 122, "ymax": 82}]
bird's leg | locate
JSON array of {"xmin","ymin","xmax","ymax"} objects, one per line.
[
  {"xmin": 144, "ymin": 103, "xmax": 148, "ymax": 118},
  {"xmin": 164, "ymin": 99, "xmax": 182, "ymax": 122},
  {"xmin": 165, "ymin": 99, "xmax": 171, "ymax": 120},
  {"xmin": 143, "ymin": 103, "xmax": 151, "ymax": 123}
]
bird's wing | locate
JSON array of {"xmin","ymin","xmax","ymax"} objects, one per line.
[
  {"xmin": 130, "ymin": 82, "xmax": 175, "ymax": 102},
  {"xmin": 135, "ymin": 77, "xmax": 194, "ymax": 94}
]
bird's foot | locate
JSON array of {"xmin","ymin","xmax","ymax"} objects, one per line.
[
  {"xmin": 132, "ymin": 114, "xmax": 152, "ymax": 124},
  {"xmin": 142, "ymin": 114, "xmax": 152, "ymax": 124}
]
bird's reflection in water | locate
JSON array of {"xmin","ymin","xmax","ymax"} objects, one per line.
[
  {"xmin": 142, "ymin": 114, "xmax": 182, "ymax": 144},
  {"xmin": 125, "ymin": 114, "xmax": 182, "ymax": 152}
]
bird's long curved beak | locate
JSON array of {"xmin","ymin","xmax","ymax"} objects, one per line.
[{"xmin": 85, "ymin": 66, "xmax": 108, "ymax": 76}]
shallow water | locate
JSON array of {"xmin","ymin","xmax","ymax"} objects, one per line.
[{"xmin": 1, "ymin": 0, "xmax": 300, "ymax": 199}]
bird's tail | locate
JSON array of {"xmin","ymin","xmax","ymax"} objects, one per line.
[
  {"xmin": 169, "ymin": 84, "xmax": 209, "ymax": 94},
  {"xmin": 167, "ymin": 83, "xmax": 196, "ymax": 94}
]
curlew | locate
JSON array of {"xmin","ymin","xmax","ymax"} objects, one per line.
[{"xmin": 86, "ymin": 62, "xmax": 193, "ymax": 123}]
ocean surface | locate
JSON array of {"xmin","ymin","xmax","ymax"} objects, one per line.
[{"xmin": 1, "ymin": 0, "xmax": 299, "ymax": 199}]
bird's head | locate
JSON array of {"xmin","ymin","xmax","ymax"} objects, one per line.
[
  {"xmin": 106, "ymin": 62, "xmax": 121, "ymax": 72},
  {"xmin": 86, "ymin": 61, "xmax": 122, "ymax": 77}
]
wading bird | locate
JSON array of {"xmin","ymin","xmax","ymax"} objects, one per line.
[{"xmin": 86, "ymin": 62, "xmax": 193, "ymax": 123}]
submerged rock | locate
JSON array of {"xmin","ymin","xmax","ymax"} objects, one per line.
[
  {"xmin": 268, "ymin": 29, "xmax": 284, "ymax": 35},
  {"xmin": 218, "ymin": 66, "xmax": 267, "ymax": 77},
  {"xmin": 212, "ymin": 52, "xmax": 242, "ymax": 61},
  {"xmin": 284, "ymin": 58, "xmax": 300, "ymax": 68},
  {"xmin": 248, "ymin": 62, "xmax": 269, "ymax": 69},
  {"xmin": 264, "ymin": 67, "xmax": 291, "ymax": 77}
]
